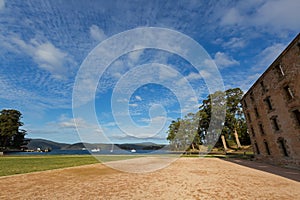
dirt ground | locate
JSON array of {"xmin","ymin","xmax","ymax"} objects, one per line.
[{"xmin": 0, "ymin": 157, "xmax": 299, "ymax": 200}]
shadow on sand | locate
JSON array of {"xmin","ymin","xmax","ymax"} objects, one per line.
[{"xmin": 222, "ymin": 158, "xmax": 300, "ymax": 182}]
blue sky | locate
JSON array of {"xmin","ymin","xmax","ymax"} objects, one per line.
[{"xmin": 0, "ymin": 0, "xmax": 299, "ymax": 144}]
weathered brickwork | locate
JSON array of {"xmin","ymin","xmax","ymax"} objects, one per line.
[{"xmin": 241, "ymin": 33, "xmax": 300, "ymax": 168}]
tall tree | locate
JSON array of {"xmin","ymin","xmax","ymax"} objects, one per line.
[
  {"xmin": 166, "ymin": 87, "xmax": 250, "ymax": 151},
  {"xmin": 166, "ymin": 119, "xmax": 181, "ymax": 150},
  {"xmin": 199, "ymin": 88, "xmax": 249, "ymax": 150},
  {"xmin": 0, "ymin": 109, "xmax": 28, "ymax": 150},
  {"xmin": 198, "ymin": 90, "xmax": 226, "ymax": 147},
  {"xmin": 224, "ymin": 88, "xmax": 249, "ymax": 148},
  {"xmin": 166, "ymin": 113, "xmax": 200, "ymax": 151}
]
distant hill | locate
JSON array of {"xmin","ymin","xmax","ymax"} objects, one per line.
[
  {"xmin": 61, "ymin": 143, "xmax": 112, "ymax": 150},
  {"xmin": 26, "ymin": 139, "xmax": 167, "ymax": 151},
  {"xmin": 116, "ymin": 142, "xmax": 166, "ymax": 150},
  {"xmin": 26, "ymin": 139, "xmax": 69, "ymax": 150}
]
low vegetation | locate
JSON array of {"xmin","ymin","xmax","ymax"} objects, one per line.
[
  {"xmin": 0, "ymin": 155, "xmax": 147, "ymax": 176},
  {"xmin": 0, "ymin": 155, "xmax": 98, "ymax": 176}
]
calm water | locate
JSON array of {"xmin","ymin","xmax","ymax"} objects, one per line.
[{"xmin": 6, "ymin": 149, "xmax": 170, "ymax": 156}]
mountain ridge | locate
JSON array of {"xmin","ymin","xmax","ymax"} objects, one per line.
[{"xmin": 26, "ymin": 138, "xmax": 167, "ymax": 151}]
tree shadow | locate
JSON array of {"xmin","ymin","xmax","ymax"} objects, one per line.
[{"xmin": 222, "ymin": 158, "xmax": 300, "ymax": 182}]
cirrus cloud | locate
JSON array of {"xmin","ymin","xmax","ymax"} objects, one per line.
[
  {"xmin": 90, "ymin": 25, "xmax": 107, "ymax": 42},
  {"xmin": 0, "ymin": 0, "xmax": 5, "ymax": 11},
  {"xmin": 214, "ymin": 52, "xmax": 239, "ymax": 68},
  {"xmin": 11, "ymin": 36, "xmax": 76, "ymax": 79}
]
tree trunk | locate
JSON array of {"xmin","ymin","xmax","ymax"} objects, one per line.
[
  {"xmin": 234, "ymin": 128, "xmax": 242, "ymax": 149},
  {"xmin": 221, "ymin": 135, "xmax": 228, "ymax": 152},
  {"xmin": 191, "ymin": 143, "xmax": 195, "ymax": 151}
]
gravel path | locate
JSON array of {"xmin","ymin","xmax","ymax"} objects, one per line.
[{"xmin": 0, "ymin": 157, "xmax": 299, "ymax": 199}]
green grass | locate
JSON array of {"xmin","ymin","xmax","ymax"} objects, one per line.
[
  {"xmin": 0, "ymin": 155, "xmax": 146, "ymax": 176},
  {"xmin": 0, "ymin": 153, "xmax": 254, "ymax": 177},
  {"xmin": 0, "ymin": 155, "xmax": 99, "ymax": 176},
  {"xmin": 0, "ymin": 154, "xmax": 182, "ymax": 177}
]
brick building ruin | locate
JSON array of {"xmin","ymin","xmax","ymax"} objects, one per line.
[{"xmin": 241, "ymin": 33, "xmax": 300, "ymax": 168}]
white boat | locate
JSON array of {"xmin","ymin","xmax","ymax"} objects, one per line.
[
  {"xmin": 91, "ymin": 148, "xmax": 100, "ymax": 152},
  {"xmin": 131, "ymin": 149, "xmax": 136, "ymax": 153},
  {"xmin": 110, "ymin": 144, "xmax": 114, "ymax": 153}
]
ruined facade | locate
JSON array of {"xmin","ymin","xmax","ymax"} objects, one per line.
[{"xmin": 241, "ymin": 33, "xmax": 300, "ymax": 168}]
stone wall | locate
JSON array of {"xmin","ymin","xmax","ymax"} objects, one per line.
[{"xmin": 241, "ymin": 33, "xmax": 300, "ymax": 168}]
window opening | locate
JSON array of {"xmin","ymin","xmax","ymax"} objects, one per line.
[
  {"xmin": 278, "ymin": 139, "xmax": 289, "ymax": 157},
  {"xmin": 264, "ymin": 141, "xmax": 271, "ymax": 155},
  {"xmin": 284, "ymin": 85, "xmax": 294, "ymax": 100},
  {"xmin": 264, "ymin": 97, "xmax": 273, "ymax": 111}
]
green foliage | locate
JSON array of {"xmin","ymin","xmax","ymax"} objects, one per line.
[
  {"xmin": 199, "ymin": 90, "xmax": 226, "ymax": 146},
  {"xmin": 167, "ymin": 113, "xmax": 200, "ymax": 151},
  {"xmin": 0, "ymin": 109, "xmax": 28, "ymax": 150},
  {"xmin": 166, "ymin": 87, "xmax": 250, "ymax": 150},
  {"xmin": 198, "ymin": 88, "xmax": 250, "ymax": 147}
]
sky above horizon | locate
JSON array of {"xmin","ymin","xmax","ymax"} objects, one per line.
[{"xmin": 0, "ymin": 0, "xmax": 299, "ymax": 144}]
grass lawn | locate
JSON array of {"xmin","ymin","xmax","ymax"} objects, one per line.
[
  {"xmin": 0, "ymin": 155, "xmax": 143, "ymax": 176},
  {"xmin": 0, "ymin": 152, "xmax": 254, "ymax": 177}
]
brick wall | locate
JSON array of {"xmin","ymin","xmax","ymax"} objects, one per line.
[{"xmin": 242, "ymin": 33, "xmax": 300, "ymax": 168}]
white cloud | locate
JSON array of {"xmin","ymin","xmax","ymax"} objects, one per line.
[
  {"xmin": 11, "ymin": 36, "xmax": 75, "ymax": 79},
  {"xmin": 159, "ymin": 66, "xmax": 178, "ymax": 80},
  {"xmin": 255, "ymin": 43, "xmax": 286, "ymax": 70},
  {"xmin": 139, "ymin": 116, "xmax": 170, "ymax": 124},
  {"xmin": 135, "ymin": 95, "xmax": 142, "ymax": 101},
  {"xmin": 116, "ymin": 98, "xmax": 129, "ymax": 103},
  {"xmin": 128, "ymin": 49, "xmax": 143, "ymax": 63},
  {"xmin": 252, "ymin": 0, "xmax": 300, "ymax": 31},
  {"xmin": 213, "ymin": 52, "xmax": 239, "ymax": 68},
  {"xmin": 219, "ymin": 0, "xmax": 300, "ymax": 33},
  {"xmin": 199, "ymin": 69, "xmax": 212, "ymax": 79},
  {"xmin": 34, "ymin": 43, "xmax": 68, "ymax": 75},
  {"xmin": 0, "ymin": 0, "xmax": 4, "ymax": 11},
  {"xmin": 90, "ymin": 25, "xmax": 107, "ymax": 42},
  {"xmin": 223, "ymin": 37, "xmax": 246, "ymax": 49},
  {"xmin": 0, "ymin": 71, "xmax": 71, "ymax": 111},
  {"xmin": 220, "ymin": 8, "xmax": 242, "ymax": 26},
  {"xmin": 58, "ymin": 117, "xmax": 88, "ymax": 129},
  {"xmin": 186, "ymin": 72, "xmax": 202, "ymax": 80},
  {"xmin": 102, "ymin": 122, "xmax": 116, "ymax": 127},
  {"xmin": 233, "ymin": 72, "xmax": 262, "ymax": 93}
]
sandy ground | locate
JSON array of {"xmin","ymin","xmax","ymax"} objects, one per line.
[{"xmin": 0, "ymin": 157, "xmax": 299, "ymax": 200}]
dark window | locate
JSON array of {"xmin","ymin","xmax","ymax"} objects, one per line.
[
  {"xmin": 259, "ymin": 124, "xmax": 265, "ymax": 135},
  {"xmin": 271, "ymin": 116, "xmax": 280, "ymax": 131},
  {"xmin": 276, "ymin": 64, "xmax": 285, "ymax": 77},
  {"xmin": 264, "ymin": 96, "xmax": 273, "ymax": 111},
  {"xmin": 292, "ymin": 109, "xmax": 300, "ymax": 126},
  {"xmin": 254, "ymin": 107, "xmax": 259, "ymax": 118},
  {"xmin": 251, "ymin": 127, "xmax": 255, "ymax": 137},
  {"xmin": 284, "ymin": 85, "xmax": 294, "ymax": 100},
  {"xmin": 254, "ymin": 142, "xmax": 260, "ymax": 154},
  {"xmin": 278, "ymin": 138, "xmax": 289, "ymax": 157},
  {"xmin": 260, "ymin": 81, "xmax": 267, "ymax": 93},
  {"xmin": 264, "ymin": 141, "xmax": 271, "ymax": 155}
]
